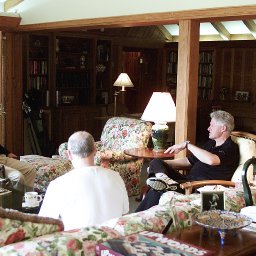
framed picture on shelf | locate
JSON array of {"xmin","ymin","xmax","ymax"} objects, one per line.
[
  {"xmin": 235, "ymin": 91, "xmax": 249, "ymax": 102},
  {"xmin": 201, "ymin": 191, "xmax": 225, "ymax": 212}
]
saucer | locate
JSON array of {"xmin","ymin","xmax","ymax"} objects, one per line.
[{"xmin": 22, "ymin": 202, "xmax": 39, "ymax": 208}]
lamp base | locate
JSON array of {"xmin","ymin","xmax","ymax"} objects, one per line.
[{"xmin": 152, "ymin": 123, "xmax": 169, "ymax": 152}]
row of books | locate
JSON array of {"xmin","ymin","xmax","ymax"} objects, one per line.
[
  {"xmin": 199, "ymin": 63, "xmax": 213, "ymax": 75},
  {"xmin": 167, "ymin": 62, "xmax": 177, "ymax": 74},
  {"xmin": 29, "ymin": 76, "xmax": 48, "ymax": 90},
  {"xmin": 29, "ymin": 60, "xmax": 48, "ymax": 75},
  {"xmin": 198, "ymin": 76, "xmax": 212, "ymax": 88},
  {"xmin": 199, "ymin": 51, "xmax": 213, "ymax": 63},
  {"xmin": 198, "ymin": 87, "xmax": 212, "ymax": 100},
  {"xmin": 168, "ymin": 51, "xmax": 178, "ymax": 63}
]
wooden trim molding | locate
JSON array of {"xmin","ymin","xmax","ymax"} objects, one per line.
[
  {"xmin": 18, "ymin": 5, "xmax": 256, "ymax": 31},
  {"xmin": 0, "ymin": 16, "xmax": 21, "ymax": 30}
]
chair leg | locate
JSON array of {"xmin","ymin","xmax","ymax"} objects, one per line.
[{"xmin": 135, "ymin": 185, "xmax": 150, "ymax": 202}]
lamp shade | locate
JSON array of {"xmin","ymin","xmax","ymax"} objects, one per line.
[
  {"xmin": 141, "ymin": 92, "xmax": 176, "ymax": 123},
  {"xmin": 113, "ymin": 73, "xmax": 134, "ymax": 91}
]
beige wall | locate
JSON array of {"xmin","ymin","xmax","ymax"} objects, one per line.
[{"xmin": 7, "ymin": 0, "xmax": 256, "ymax": 25}]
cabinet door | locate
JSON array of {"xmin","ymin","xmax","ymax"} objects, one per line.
[{"xmin": 53, "ymin": 107, "xmax": 100, "ymax": 146}]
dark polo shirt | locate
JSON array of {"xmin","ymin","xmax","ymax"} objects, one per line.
[{"xmin": 187, "ymin": 137, "xmax": 239, "ymax": 181}]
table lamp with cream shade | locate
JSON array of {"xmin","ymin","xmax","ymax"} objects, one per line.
[
  {"xmin": 113, "ymin": 73, "xmax": 134, "ymax": 116},
  {"xmin": 141, "ymin": 92, "xmax": 176, "ymax": 152}
]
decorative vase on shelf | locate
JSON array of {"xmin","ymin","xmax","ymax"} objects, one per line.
[{"xmin": 80, "ymin": 51, "xmax": 87, "ymax": 69}]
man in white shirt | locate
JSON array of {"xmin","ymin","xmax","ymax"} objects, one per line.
[{"xmin": 39, "ymin": 131, "xmax": 129, "ymax": 230}]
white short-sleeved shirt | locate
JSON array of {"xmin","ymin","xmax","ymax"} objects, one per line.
[{"xmin": 39, "ymin": 166, "xmax": 129, "ymax": 230}]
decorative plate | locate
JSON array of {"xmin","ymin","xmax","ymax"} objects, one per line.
[{"xmin": 194, "ymin": 210, "xmax": 252, "ymax": 230}]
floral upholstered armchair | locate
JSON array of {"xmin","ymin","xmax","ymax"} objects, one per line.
[{"xmin": 94, "ymin": 117, "xmax": 152, "ymax": 196}]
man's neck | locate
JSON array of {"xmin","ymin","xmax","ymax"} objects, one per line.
[
  {"xmin": 214, "ymin": 135, "xmax": 229, "ymax": 147},
  {"xmin": 72, "ymin": 157, "xmax": 95, "ymax": 169}
]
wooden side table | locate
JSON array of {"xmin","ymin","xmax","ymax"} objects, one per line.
[
  {"xmin": 168, "ymin": 224, "xmax": 256, "ymax": 256},
  {"xmin": 124, "ymin": 148, "xmax": 174, "ymax": 201},
  {"xmin": 124, "ymin": 148, "xmax": 174, "ymax": 159}
]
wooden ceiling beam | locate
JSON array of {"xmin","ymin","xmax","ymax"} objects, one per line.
[
  {"xmin": 157, "ymin": 25, "xmax": 173, "ymax": 42},
  {"xmin": 4, "ymin": 0, "xmax": 23, "ymax": 12},
  {"xmin": 18, "ymin": 5, "xmax": 256, "ymax": 31},
  {"xmin": 211, "ymin": 22, "xmax": 231, "ymax": 40},
  {"xmin": 243, "ymin": 20, "xmax": 256, "ymax": 39}
]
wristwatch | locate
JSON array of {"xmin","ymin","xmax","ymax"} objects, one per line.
[{"xmin": 185, "ymin": 140, "xmax": 190, "ymax": 148}]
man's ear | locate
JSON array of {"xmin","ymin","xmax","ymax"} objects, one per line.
[
  {"xmin": 222, "ymin": 125, "xmax": 228, "ymax": 132},
  {"xmin": 67, "ymin": 150, "xmax": 73, "ymax": 161}
]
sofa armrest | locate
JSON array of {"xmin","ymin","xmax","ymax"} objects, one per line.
[{"xmin": 0, "ymin": 207, "xmax": 64, "ymax": 247}]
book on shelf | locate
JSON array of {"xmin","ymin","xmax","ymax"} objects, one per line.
[{"xmin": 95, "ymin": 230, "xmax": 214, "ymax": 256}]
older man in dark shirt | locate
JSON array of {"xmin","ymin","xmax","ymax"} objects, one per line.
[{"xmin": 136, "ymin": 110, "xmax": 239, "ymax": 212}]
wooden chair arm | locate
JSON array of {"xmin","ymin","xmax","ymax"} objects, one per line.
[{"xmin": 180, "ymin": 180, "xmax": 235, "ymax": 195}]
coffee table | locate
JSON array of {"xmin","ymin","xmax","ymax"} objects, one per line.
[
  {"xmin": 168, "ymin": 224, "xmax": 256, "ymax": 256},
  {"xmin": 0, "ymin": 179, "xmax": 42, "ymax": 213}
]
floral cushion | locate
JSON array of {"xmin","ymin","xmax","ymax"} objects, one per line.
[
  {"xmin": 20, "ymin": 155, "xmax": 73, "ymax": 193},
  {"xmin": 0, "ymin": 207, "xmax": 63, "ymax": 247}
]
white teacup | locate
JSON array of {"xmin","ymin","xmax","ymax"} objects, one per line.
[{"xmin": 24, "ymin": 192, "xmax": 42, "ymax": 208}]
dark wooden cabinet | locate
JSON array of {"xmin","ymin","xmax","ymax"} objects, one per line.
[
  {"xmin": 23, "ymin": 33, "xmax": 114, "ymax": 152},
  {"xmin": 55, "ymin": 36, "xmax": 93, "ymax": 106},
  {"xmin": 53, "ymin": 106, "xmax": 100, "ymax": 147}
]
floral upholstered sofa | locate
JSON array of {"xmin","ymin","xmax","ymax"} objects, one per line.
[
  {"xmin": 0, "ymin": 188, "xmax": 253, "ymax": 255},
  {"xmin": 20, "ymin": 150, "xmax": 73, "ymax": 193}
]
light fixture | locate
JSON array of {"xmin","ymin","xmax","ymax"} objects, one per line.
[
  {"xmin": 141, "ymin": 92, "xmax": 176, "ymax": 152},
  {"xmin": 113, "ymin": 73, "xmax": 134, "ymax": 116}
]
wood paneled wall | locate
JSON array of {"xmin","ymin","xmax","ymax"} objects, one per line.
[{"xmin": 5, "ymin": 33, "xmax": 23, "ymax": 155}]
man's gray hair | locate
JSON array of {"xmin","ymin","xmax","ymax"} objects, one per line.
[
  {"xmin": 210, "ymin": 110, "xmax": 235, "ymax": 133},
  {"xmin": 68, "ymin": 131, "xmax": 95, "ymax": 157}
]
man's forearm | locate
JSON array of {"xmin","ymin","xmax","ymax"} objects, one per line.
[{"xmin": 187, "ymin": 143, "xmax": 220, "ymax": 165}]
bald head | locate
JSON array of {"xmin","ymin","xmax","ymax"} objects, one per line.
[{"xmin": 68, "ymin": 131, "xmax": 95, "ymax": 158}]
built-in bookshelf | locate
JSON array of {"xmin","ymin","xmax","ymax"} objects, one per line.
[
  {"xmin": 27, "ymin": 34, "xmax": 49, "ymax": 107},
  {"xmin": 198, "ymin": 50, "xmax": 214, "ymax": 100},
  {"xmin": 165, "ymin": 48, "xmax": 214, "ymax": 100},
  {"xmin": 166, "ymin": 50, "xmax": 178, "ymax": 90},
  {"xmin": 95, "ymin": 40, "xmax": 111, "ymax": 104},
  {"xmin": 55, "ymin": 36, "xmax": 92, "ymax": 106}
]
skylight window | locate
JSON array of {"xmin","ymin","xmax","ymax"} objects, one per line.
[{"xmin": 221, "ymin": 21, "xmax": 251, "ymax": 34}]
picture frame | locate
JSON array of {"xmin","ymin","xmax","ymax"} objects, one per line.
[
  {"xmin": 235, "ymin": 91, "xmax": 249, "ymax": 102},
  {"xmin": 201, "ymin": 191, "xmax": 225, "ymax": 212}
]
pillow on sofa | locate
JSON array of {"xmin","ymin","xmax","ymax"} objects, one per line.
[{"xmin": 0, "ymin": 207, "xmax": 64, "ymax": 247}]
